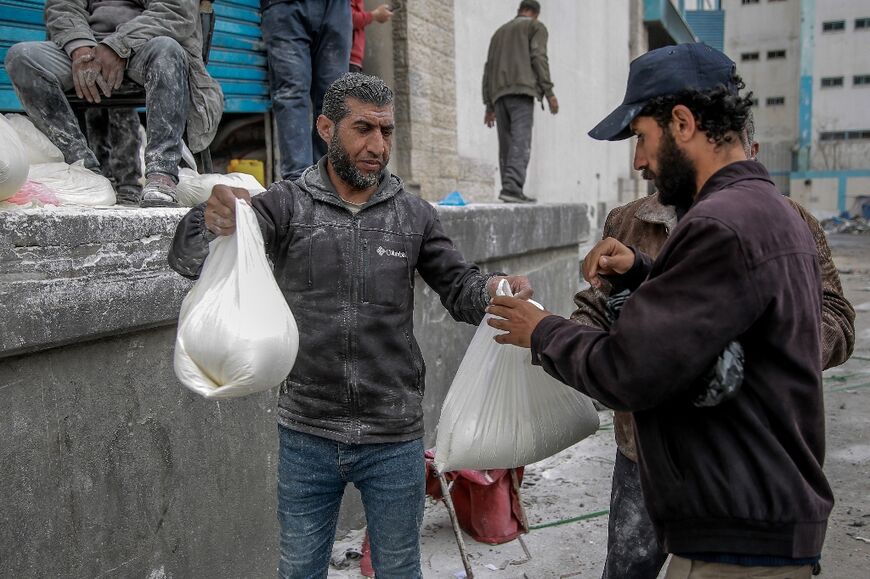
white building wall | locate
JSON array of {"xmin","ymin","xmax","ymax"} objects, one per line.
[
  {"xmin": 722, "ymin": 0, "xmax": 800, "ymax": 175},
  {"xmin": 812, "ymin": 0, "xmax": 870, "ymax": 170},
  {"xmin": 453, "ymin": 0, "xmax": 633, "ymax": 210}
]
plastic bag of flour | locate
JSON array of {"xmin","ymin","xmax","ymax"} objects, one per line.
[
  {"xmin": 0, "ymin": 114, "xmax": 29, "ymax": 202},
  {"xmin": 434, "ymin": 280, "xmax": 599, "ymax": 473},
  {"xmin": 176, "ymin": 168, "xmax": 266, "ymax": 207},
  {"xmin": 174, "ymin": 197, "xmax": 299, "ymax": 398},
  {"xmin": 5, "ymin": 113, "xmax": 64, "ymax": 165},
  {"xmin": 27, "ymin": 161, "xmax": 116, "ymax": 206}
]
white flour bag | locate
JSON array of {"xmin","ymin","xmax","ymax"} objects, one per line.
[
  {"xmin": 435, "ymin": 280, "xmax": 599, "ymax": 472},
  {"xmin": 174, "ymin": 198, "xmax": 299, "ymax": 398}
]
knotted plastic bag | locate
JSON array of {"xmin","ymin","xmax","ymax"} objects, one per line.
[
  {"xmin": 174, "ymin": 198, "xmax": 299, "ymax": 398},
  {"xmin": 435, "ymin": 280, "xmax": 599, "ymax": 472}
]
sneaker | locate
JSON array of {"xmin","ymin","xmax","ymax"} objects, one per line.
[
  {"xmin": 115, "ymin": 186, "xmax": 141, "ymax": 207},
  {"xmin": 140, "ymin": 173, "xmax": 179, "ymax": 207},
  {"xmin": 499, "ymin": 191, "xmax": 537, "ymax": 203}
]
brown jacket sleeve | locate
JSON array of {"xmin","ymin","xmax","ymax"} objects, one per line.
[{"xmin": 787, "ymin": 198, "xmax": 856, "ymax": 368}]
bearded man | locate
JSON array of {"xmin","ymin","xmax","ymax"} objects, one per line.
[
  {"xmin": 167, "ymin": 73, "xmax": 532, "ymax": 579},
  {"xmin": 487, "ymin": 44, "xmax": 838, "ymax": 579}
]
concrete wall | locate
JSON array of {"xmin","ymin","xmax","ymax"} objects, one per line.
[
  {"xmin": 453, "ymin": 0, "xmax": 635, "ymax": 214},
  {"xmin": 723, "ymin": 0, "xmax": 800, "ymax": 181},
  {"xmin": 0, "ymin": 203, "xmax": 588, "ymax": 578}
]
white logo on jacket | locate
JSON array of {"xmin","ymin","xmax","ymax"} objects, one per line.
[{"xmin": 376, "ymin": 246, "xmax": 406, "ymax": 259}]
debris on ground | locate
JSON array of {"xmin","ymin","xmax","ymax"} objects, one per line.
[{"xmin": 821, "ymin": 216, "xmax": 870, "ymax": 235}]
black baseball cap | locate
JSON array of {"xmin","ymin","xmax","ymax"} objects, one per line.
[{"xmin": 588, "ymin": 43, "xmax": 737, "ymax": 141}]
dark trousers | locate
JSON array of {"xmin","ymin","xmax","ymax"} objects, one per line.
[
  {"xmin": 495, "ymin": 94, "xmax": 534, "ymax": 196},
  {"xmin": 262, "ymin": 0, "xmax": 351, "ymax": 180},
  {"xmin": 85, "ymin": 108, "xmax": 142, "ymax": 196},
  {"xmin": 4, "ymin": 37, "xmax": 188, "ymax": 180},
  {"xmin": 602, "ymin": 450, "xmax": 668, "ymax": 579}
]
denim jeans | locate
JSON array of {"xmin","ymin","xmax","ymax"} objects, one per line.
[
  {"xmin": 5, "ymin": 37, "xmax": 188, "ymax": 180},
  {"xmin": 261, "ymin": 0, "xmax": 351, "ymax": 180},
  {"xmin": 277, "ymin": 426, "xmax": 425, "ymax": 579},
  {"xmin": 602, "ymin": 450, "xmax": 668, "ymax": 579}
]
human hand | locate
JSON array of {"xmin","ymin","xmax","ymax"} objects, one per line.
[
  {"xmin": 486, "ymin": 296, "xmax": 554, "ymax": 348},
  {"xmin": 94, "ymin": 44, "xmax": 126, "ymax": 96},
  {"xmin": 372, "ymin": 4, "xmax": 394, "ymax": 22},
  {"xmin": 582, "ymin": 237, "xmax": 635, "ymax": 289},
  {"xmin": 205, "ymin": 185, "xmax": 252, "ymax": 236},
  {"xmin": 487, "ymin": 275, "xmax": 533, "ymax": 300},
  {"xmin": 547, "ymin": 95, "xmax": 559, "ymax": 115},
  {"xmin": 71, "ymin": 46, "xmax": 104, "ymax": 103},
  {"xmin": 484, "ymin": 110, "xmax": 496, "ymax": 128}
]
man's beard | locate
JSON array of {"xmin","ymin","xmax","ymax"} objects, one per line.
[
  {"xmin": 328, "ymin": 132, "xmax": 384, "ymax": 191},
  {"xmin": 646, "ymin": 130, "xmax": 697, "ymax": 211}
]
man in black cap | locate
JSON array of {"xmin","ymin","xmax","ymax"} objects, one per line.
[{"xmin": 485, "ymin": 43, "xmax": 833, "ymax": 578}]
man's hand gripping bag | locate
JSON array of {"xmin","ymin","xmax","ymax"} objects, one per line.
[
  {"xmin": 174, "ymin": 198, "xmax": 299, "ymax": 398},
  {"xmin": 435, "ymin": 280, "xmax": 599, "ymax": 472}
]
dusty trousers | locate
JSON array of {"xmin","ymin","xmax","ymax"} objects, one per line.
[
  {"xmin": 5, "ymin": 37, "xmax": 189, "ymax": 181},
  {"xmin": 666, "ymin": 556, "xmax": 813, "ymax": 578},
  {"xmin": 602, "ymin": 449, "xmax": 668, "ymax": 579},
  {"xmin": 494, "ymin": 94, "xmax": 534, "ymax": 197},
  {"xmin": 85, "ymin": 108, "xmax": 142, "ymax": 199}
]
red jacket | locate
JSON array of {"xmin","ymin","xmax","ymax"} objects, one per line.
[{"xmin": 351, "ymin": 0, "xmax": 372, "ymax": 67}]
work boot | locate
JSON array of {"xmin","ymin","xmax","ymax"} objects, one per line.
[
  {"xmin": 140, "ymin": 173, "xmax": 179, "ymax": 208},
  {"xmin": 115, "ymin": 185, "xmax": 141, "ymax": 207},
  {"xmin": 499, "ymin": 191, "xmax": 537, "ymax": 203}
]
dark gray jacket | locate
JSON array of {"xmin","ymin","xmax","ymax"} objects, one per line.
[{"xmin": 169, "ymin": 159, "xmax": 495, "ymax": 444}]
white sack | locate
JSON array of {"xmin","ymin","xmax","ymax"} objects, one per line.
[
  {"xmin": 0, "ymin": 114, "xmax": 29, "ymax": 201},
  {"xmin": 435, "ymin": 280, "xmax": 600, "ymax": 473},
  {"xmin": 5, "ymin": 113, "xmax": 64, "ymax": 165},
  {"xmin": 174, "ymin": 197, "xmax": 299, "ymax": 398},
  {"xmin": 27, "ymin": 161, "xmax": 115, "ymax": 206},
  {"xmin": 176, "ymin": 168, "xmax": 267, "ymax": 207}
]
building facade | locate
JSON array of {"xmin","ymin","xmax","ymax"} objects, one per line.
[{"xmin": 724, "ymin": 0, "xmax": 870, "ymax": 212}]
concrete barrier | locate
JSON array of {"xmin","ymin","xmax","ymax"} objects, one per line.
[{"xmin": 0, "ymin": 202, "xmax": 588, "ymax": 578}]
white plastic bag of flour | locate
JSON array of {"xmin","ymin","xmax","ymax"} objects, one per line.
[
  {"xmin": 174, "ymin": 197, "xmax": 299, "ymax": 398},
  {"xmin": 434, "ymin": 280, "xmax": 599, "ymax": 472},
  {"xmin": 0, "ymin": 114, "xmax": 29, "ymax": 202},
  {"xmin": 5, "ymin": 113, "xmax": 64, "ymax": 165},
  {"xmin": 176, "ymin": 168, "xmax": 266, "ymax": 207},
  {"xmin": 27, "ymin": 161, "xmax": 116, "ymax": 206}
]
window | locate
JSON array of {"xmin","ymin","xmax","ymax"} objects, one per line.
[
  {"xmin": 856, "ymin": 17, "xmax": 870, "ymax": 29},
  {"xmin": 750, "ymin": 98, "xmax": 760, "ymax": 107},
  {"xmin": 855, "ymin": 75, "xmax": 870, "ymax": 86},
  {"xmin": 822, "ymin": 20, "xmax": 846, "ymax": 32},
  {"xmin": 821, "ymin": 76, "xmax": 844, "ymax": 88},
  {"xmin": 742, "ymin": 0, "xmax": 760, "ymax": 4},
  {"xmin": 820, "ymin": 130, "xmax": 870, "ymax": 141},
  {"xmin": 741, "ymin": 52, "xmax": 760, "ymax": 61},
  {"xmin": 766, "ymin": 96, "xmax": 785, "ymax": 106},
  {"xmin": 767, "ymin": 50, "xmax": 786, "ymax": 59}
]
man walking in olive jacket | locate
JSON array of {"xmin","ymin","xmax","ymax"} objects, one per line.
[
  {"xmin": 482, "ymin": 0, "xmax": 558, "ymax": 204},
  {"xmin": 488, "ymin": 44, "xmax": 835, "ymax": 578}
]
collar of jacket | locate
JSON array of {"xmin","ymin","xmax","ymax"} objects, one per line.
[
  {"xmin": 695, "ymin": 160, "xmax": 775, "ymax": 204},
  {"xmin": 635, "ymin": 193, "xmax": 678, "ymax": 230},
  {"xmin": 300, "ymin": 157, "xmax": 404, "ymax": 210}
]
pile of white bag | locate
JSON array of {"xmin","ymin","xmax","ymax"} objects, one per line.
[
  {"xmin": 434, "ymin": 280, "xmax": 600, "ymax": 473},
  {"xmin": 174, "ymin": 197, "xmax": 299, "ymax": 398},
  {"xmin": 176, "ymin": 167, "xmax": 265, "ymax": 206},
  {"xmin": 0, "ymin": 115, "xmax": 30, "ymax": 202}
]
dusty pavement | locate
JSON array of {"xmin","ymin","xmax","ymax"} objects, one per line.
[{"xmin": 328, "ymin": 233, "xmax": 870, "ymax": 579}]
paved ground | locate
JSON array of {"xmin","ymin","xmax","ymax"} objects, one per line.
[{"xmin": 329, "ymin": 233, "xmax": 870, "ymax": 579}]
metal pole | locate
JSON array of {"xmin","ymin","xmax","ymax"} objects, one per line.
[{"xmin": 438, "ymin": 473, "xmax": 474, "ymax": 578}]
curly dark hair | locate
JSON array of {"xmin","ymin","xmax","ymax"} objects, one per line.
[
  {"xmin": 639, "ymin": 73, "xmax": 754, "ymax": 147},
  {"xmin": 322, "ymin": 73, "xmax": 393, "ymax": 125}
]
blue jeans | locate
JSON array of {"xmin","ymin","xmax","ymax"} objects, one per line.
[
  {"xmin": 277, "ymin": 426, "xmax": 425, "ymax": 579},
  {"xmin": 261, "ymin": 1, "xmax": 351, "ymax": 180}
]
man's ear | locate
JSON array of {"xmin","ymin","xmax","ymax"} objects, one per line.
[
  {"xmin": 316, "ymin": 114, "xmax": 334, "ymax": 145},
  {"xmin": 670, "ymin": 104, "xmax": 696, "ymax": 143}
]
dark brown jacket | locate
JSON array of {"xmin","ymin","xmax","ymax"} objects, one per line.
[
  {"xmin": 482, "ymin": 16, "xmax": 554, "ymax": 111},
  {"xmin": 572, "ymin": 188, "xmax": 855, "ymax": 461},
  {"xmin": 532, "ymin": 161, "xmax": 834, "ymax": 558}
]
